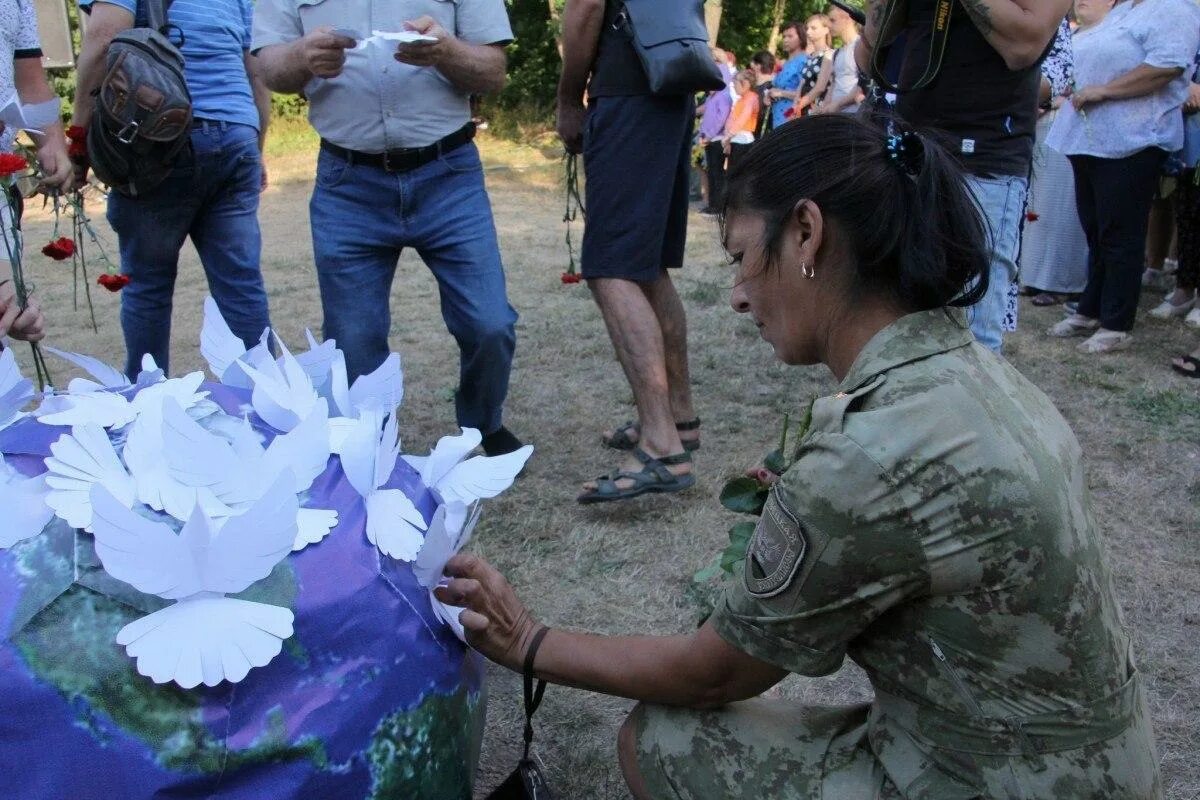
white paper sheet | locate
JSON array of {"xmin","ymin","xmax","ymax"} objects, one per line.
[{"xmin": 0, "ymin": 93, "xmax": 60, "ymax": 134}]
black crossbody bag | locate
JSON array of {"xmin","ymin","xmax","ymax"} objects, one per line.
[
  {"xmin": 615, "ymin": 0, "xmax": 725, "ymax": 96},
  {"xmin": 485, "ymin": 627, "xmax": 555, "ymax": 800}
]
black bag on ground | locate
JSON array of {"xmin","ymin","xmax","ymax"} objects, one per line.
[
  {"xmin": 87, "ymin": 0, "xmax": 192, "ymax": 197},
  {"xmin": 618, "ymin": 0, "xmax": 725, "ymax": 96}
]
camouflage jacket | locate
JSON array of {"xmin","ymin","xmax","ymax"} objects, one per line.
[{"xmin": 711, "ymin": 309, "xmax": 1160, "ymax": 799}]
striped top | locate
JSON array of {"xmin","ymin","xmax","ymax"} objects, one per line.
[{"xmin": 79, "ymin": 0, "xmax": 259, "ymax": 130}]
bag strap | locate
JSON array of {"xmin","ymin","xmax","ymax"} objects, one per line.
[
  {"xmin": 143, "ymin": 0, "xmax": 175, "ymax": 34},
  {"xmin": 521, "ymin": 626, "xmax": 551, "ymax": 762},
  {"xmin": 870, "ymin": 0, "xmax": 954, "ymax": 94}
]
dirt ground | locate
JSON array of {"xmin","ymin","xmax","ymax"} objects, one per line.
[{"xmin": 12, "ymin": 137, "xmax": 1200, "ymax": 799}]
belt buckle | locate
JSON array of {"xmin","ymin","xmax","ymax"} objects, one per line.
[{"xmin": 382, "ymin": 150, "xmax": 394, "ymax": 172}]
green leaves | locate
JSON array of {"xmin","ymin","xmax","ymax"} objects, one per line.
[
  {"xmin": 692, "ymin": 521, "xmax": 756, "ymax": 584},
  {"xmin": 719, "ymin": 476, "xmax": 770, "ymax": 515}
]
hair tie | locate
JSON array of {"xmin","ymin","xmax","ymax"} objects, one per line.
[{"xmin": 885, "ymin": 130, "xmax": 924, "ymax": 177}]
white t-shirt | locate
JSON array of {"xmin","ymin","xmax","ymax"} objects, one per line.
[
  {"xmin": 826, "ymin": 41, "xmax": 861, "ymax": 113},
  {"xmin": 1, "ymin": 0, "xmax": 43, "ymax": 154}
]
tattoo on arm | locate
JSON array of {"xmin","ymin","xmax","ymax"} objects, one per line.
[{"xmin": 959, "ymin": 0, "xmax": 994, "ymax": 36}]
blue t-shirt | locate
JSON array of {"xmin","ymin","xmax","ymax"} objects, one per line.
[
  {"xmin": 80, "ymin": 0, "xmax": 259, "ymax": 130},
  {"xmin": 772, "ymin": 54, "xmax": 807, "ymax": 128}
]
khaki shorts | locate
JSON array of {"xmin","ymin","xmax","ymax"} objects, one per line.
[{"xmin": 633, "ymin": 699, "xmax": 902, "ymax": 800}]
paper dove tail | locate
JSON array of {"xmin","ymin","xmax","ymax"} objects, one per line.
[{"xmin": 117, "ymin": 596, "xmax": 294, "ymax": 688}]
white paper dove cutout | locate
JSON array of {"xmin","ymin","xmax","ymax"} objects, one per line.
[
  {"xmin": 0, "ymin": 347, "xmax": 35, "ymax": 431},
  {"xmin": 238, "ymin": 335, "xmax": 321, "ymax": 432},
  {"xmin": 160, "ymin": 397, "xmax": 331, "ymax": 510},
  {"xmin": 200, "ymin": 295, "xmax": 272, "ymax": 390},
  {"xmin": 403, "ymin": 428, "xmax": 533, "ymax": 505},
  {"xmin": 89, "ymin": 474, "xmax": 299, "ymax": 688},
  {"xmin": 413, "ymin": 501, "xmax": 479, "ymax": 641},
  {"xmin": 294, "ymin": 508, "xmax": 338, "ymax": 551},
  {"xmin": 0, "ymin": 454, "xmax": 54, "ymax": 549},
  {"xmin": 43, "ymin": 424, "xmax": 137, "ymax": 530},
  {"xmin": 341, "ymin": 409, "xmax": 426, "ymax": 560},
  {"xmin": 34, "ymin": 371, "xmax": 207, "ymax": 430},
  {"xmin": 45, "ymin": 346, "xmax": 130, "ymax": 392}
]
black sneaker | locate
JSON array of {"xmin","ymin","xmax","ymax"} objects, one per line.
[{"xmin": 481, "ymin": 425, "xmax": 524, "ymax": 457}]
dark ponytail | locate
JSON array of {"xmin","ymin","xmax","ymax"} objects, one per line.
[{"xmin": 722, "ymin": 112, "xmax": 989, "ymax": 312}]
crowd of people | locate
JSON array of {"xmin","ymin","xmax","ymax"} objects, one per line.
[{"xmin": 0, "ymin": 0, "xmax": 1194, "ymax": 796}]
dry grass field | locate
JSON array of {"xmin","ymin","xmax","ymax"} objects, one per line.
[{"xmin": 11, "ymin": 131, "xmax": 1200, "ymax": 799}]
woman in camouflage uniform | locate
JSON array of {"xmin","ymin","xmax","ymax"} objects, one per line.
[{"xmin": 437, "ymin": 115, "xmax": 1159, "ymax": 799}]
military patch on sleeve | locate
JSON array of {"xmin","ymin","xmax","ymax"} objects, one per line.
[{"xmin": 744, "ymin": 491, "xmax": 807, "ymax": 598}]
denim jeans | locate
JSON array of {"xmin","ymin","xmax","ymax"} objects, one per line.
[
  {"xmin": 309, "ymin": 142, "xmax": 517, "ymax": 434},
  {"xmin": 964, "ymin": 174, "xmax": 1028, "ymax": 352},
  {"xmin": 107, "ymin": 120, "xmax": 270, "ymax": 378}
]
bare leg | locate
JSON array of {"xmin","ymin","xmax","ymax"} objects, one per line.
[{"xmin": 585, "ymin": 276, "xmax": 690, "ymax": 490}]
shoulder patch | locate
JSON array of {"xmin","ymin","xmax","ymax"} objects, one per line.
[{"xmin": 744, "ymin": 490, "xmax": 807, "ymax": 598}]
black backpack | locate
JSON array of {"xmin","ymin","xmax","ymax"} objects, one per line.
[{"xmin": 87, "ymin": 0, "xmax": 193, "ymax": 197}]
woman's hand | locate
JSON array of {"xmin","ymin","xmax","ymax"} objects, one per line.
[
  {"xmin": 1070, "ymin": 84, "xmax": 1108, "ymax": 110},
  {"xmin": 434, "ymin": 553, "xmax": 542, "ymax": 672},
  {"xmin": 0, "ymin": 281, "xmax": 46, "ymax": 342}
]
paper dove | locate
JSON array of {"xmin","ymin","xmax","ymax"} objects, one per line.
[
  {"xmin": 43, "ymin": 424, "xmax": 136, "ymax": 530},
  {"xmin": 323, "ymin": 352, "xmax": 403, "ymax": 453},
  {"xmin": 0, "ymin": 346, "xmax": 35, "ymax": 431},
  {"xmin": 403, "ymin": 428, "xmax": 532, "ymax": 505},
  {"xmin": 44, "ymin": 348, "xmax": 164, "ymax": 395},
  {"xmin": 0, "ymin": 454, "xmax": 54, "ymax": 549},
  {"xmin": 238, "ymin": 334, "xmax": 321, "ymax": 432},
  {"xmin": 200, "ymin": 296, "xmax": 273, "ymax": 389},
  {"xmin": 35, "ymin": 371, "xmax": 207, "ymax": 430},
  {"xmin": 340, "ymin": 409, "xmax": 426, "ymax": 560},
  {"xmin": 413, "ymin": 501, "xmax": 479, "ymax": 641},
  {"xmin": 89, "ymin": 475, "xmax": 299, "ymax": 689},
  {"xmin": 160, "ymin": 395, "xmax": 330, "ymax": 502}
]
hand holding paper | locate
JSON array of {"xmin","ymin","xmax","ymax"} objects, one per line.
[{"xmin": 392, "ymin": 17, "xmax": 452, "ymax": 68}]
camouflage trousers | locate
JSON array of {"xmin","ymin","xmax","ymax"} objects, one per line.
[{"xmin": 632, "ymin": 699, "xmax": 904, "ymax": 800}]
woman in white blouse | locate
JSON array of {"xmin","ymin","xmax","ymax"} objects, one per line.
[{"xmin": 1046, "ymin": 0, "xmax": 1200, "ymax": 353}]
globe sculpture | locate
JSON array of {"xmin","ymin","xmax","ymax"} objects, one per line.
[{"xmin": 0, "ymin": 302, "xmax": 530, "ymax": 799}]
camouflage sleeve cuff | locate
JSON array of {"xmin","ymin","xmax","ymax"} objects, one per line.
[{"xmin": 710, "ymin": 597, "xmax": 845, "ymax": 677}]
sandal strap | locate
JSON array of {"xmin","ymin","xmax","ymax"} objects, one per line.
[
  {"xmin": 633, "ymin": 447, "xmax": 692, "ymax": 467},
  {"xmin": 675, "ymin": 418, "xmax": 702, "ymax": 432}
]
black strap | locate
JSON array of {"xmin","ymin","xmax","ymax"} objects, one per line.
[
  {"xmin": 144, "ymin": 0, "xmax": 174, "ymax": 34},
  {"xmin": 521, "ymin": 626, "xmax": 550, "ymax": 761},
  {"xmin": 870, "ymin": 0, "xmax": 954, "ymax": 95}
]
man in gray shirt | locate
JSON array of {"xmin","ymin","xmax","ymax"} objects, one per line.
[{"xmin": 252, "ymin": 0, "xmax": 524, "ymax": 456}]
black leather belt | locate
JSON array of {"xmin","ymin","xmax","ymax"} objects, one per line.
[{"xmin": 320, "ymin": 123, "xmax": 476, "ymax": 173}]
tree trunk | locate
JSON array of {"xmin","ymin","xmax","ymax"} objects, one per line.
[
  {"xmin": 766, "ymin": 0, "xmax": 788, "ymax": 52},
  {"xmin": 549, "ymin": 0, "xmax": 564, "ymax": 59},
  {"xmin": 705, "ymin": 0, "xmax": 723, "ymax": 44}
]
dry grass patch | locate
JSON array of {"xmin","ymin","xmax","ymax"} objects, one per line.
[{"xmin": 11, "ymin": 136, "xmax": 1199, "ymax": 799}]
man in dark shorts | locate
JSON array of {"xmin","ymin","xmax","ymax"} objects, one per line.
[{"xmin": 558, "ymin": 0, "xmax": 700, "ymax": 503}]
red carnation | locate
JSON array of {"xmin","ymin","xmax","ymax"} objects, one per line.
[
  {"xmin": 0, "ymin": 152, "xmax": 28, "ymax": 178},
  {"xmin": 1025, "ymin": 211, "xmax": 1040, "ymax": 222},
  {"xmin": 41, "ymin": 237, "xmax": 76, "ymax": 261},
  {"xmin": 561, "ymin": 272, "xmax": 582, "ymax": 284},
  {"xmin": 97, "ymin": 273, "xmax": 130, "ymax": 292}
]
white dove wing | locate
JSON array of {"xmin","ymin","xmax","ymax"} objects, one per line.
[
  {"xmin": 293, "ymin": 508, "xmax": 337, "ymax": 552},
  {"xmin": 339, "ymin": 408, "xmax": 386, "ymax": 498},
  {"xmin": 36, "ymin": 391, "xmax": 135, "ymax": 429},
  {"xmin": 116, "ymin": 596, "xmax": 294, "ymax": 688},
  {"xmin": 412, "ymin": 503, "xmax": 457, "ymax": 587},
  {"xmin": 44, "ymin": 425, "xmax": 136, "ymax": 529},
  {"xmin": 201, "ymin": 474, "xmax": 298, "ymax": 594},
  {"xmin": 258, "ymin": 400, "xmax": 330, "ymax": 495},
  {"xmin": 0, "ymin": 348, "xmax": 34, "ymax": 429},
  {"xmin": 432, "ymin": 598, "xmax": 467, "ymax": 642},
  {"xmin": 364, "ymin": 489, "xmax": 426, "ymax": 561},
  {"xmin": 88, "ymin": 485, "xmax": 204, "ymax": 598},
  {"xmin": 44, "ymin": 347, "xmax": 130, "ymax": 389},
  {"xmin": 159, "ymin": 398, "xmax": 257, "ymax": 508},
  {"xmin": 326, "ymin": 349, "xmax": 352, "ymax": 419},
  {"xmin": 0, "ymin": 471, "xmax": 54, "ymax": 548},
  {"xmin": 294, "ymin": 332, "xmax": 339, "ymax": 392},
  {"xmin": 200, "ymin": 295, "xmax": 247, "ymax": 380},
  {"xmin": 128, "ymin": 371, "xmax": 208, "ymax": 419},
  {"xmin": 348, "ymin": 352, "xmax": 404, "ymax": 415},
  {"xmin": 374, "ymin": 410, "xmax": 399, "ymax": 490},
  {"xmin": 413, "ymin": 428, "xmax": 482, "ymax": 487},
  {"xmin": 241, "ymin": 339, "xmax": 317, "ymax": 432},
  {"xmin": 434, "ymin": 445, "xmax": 533, "ymax": 505}
]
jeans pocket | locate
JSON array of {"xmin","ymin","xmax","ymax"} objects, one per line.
[
  {"xmin": 234, "ymin": 148, "xmax": 263, "ymax": 212},
  {"xmin": 315, "ymin": 150, "xmax": 349, "ymax": 189},
  {"xmin": 438, "ymin": 143, "xmax": 482, "ymax": 175}
]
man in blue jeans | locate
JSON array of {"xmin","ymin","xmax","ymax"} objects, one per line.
[
  {"xmin": 252, "ymin": 0, "xmax": 523, "ymax": 456},
  {"xmin": 857, "ymin": 0, "xmax": 1070, "ymax": 352},
  {"xmin": 71, "ymin": 0, "xmax": 272, "ymax": 378}
]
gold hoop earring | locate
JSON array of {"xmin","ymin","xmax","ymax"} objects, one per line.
[{"xmin": 801, "ymin": 262, "xmax": 815, "ymax": 279}]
